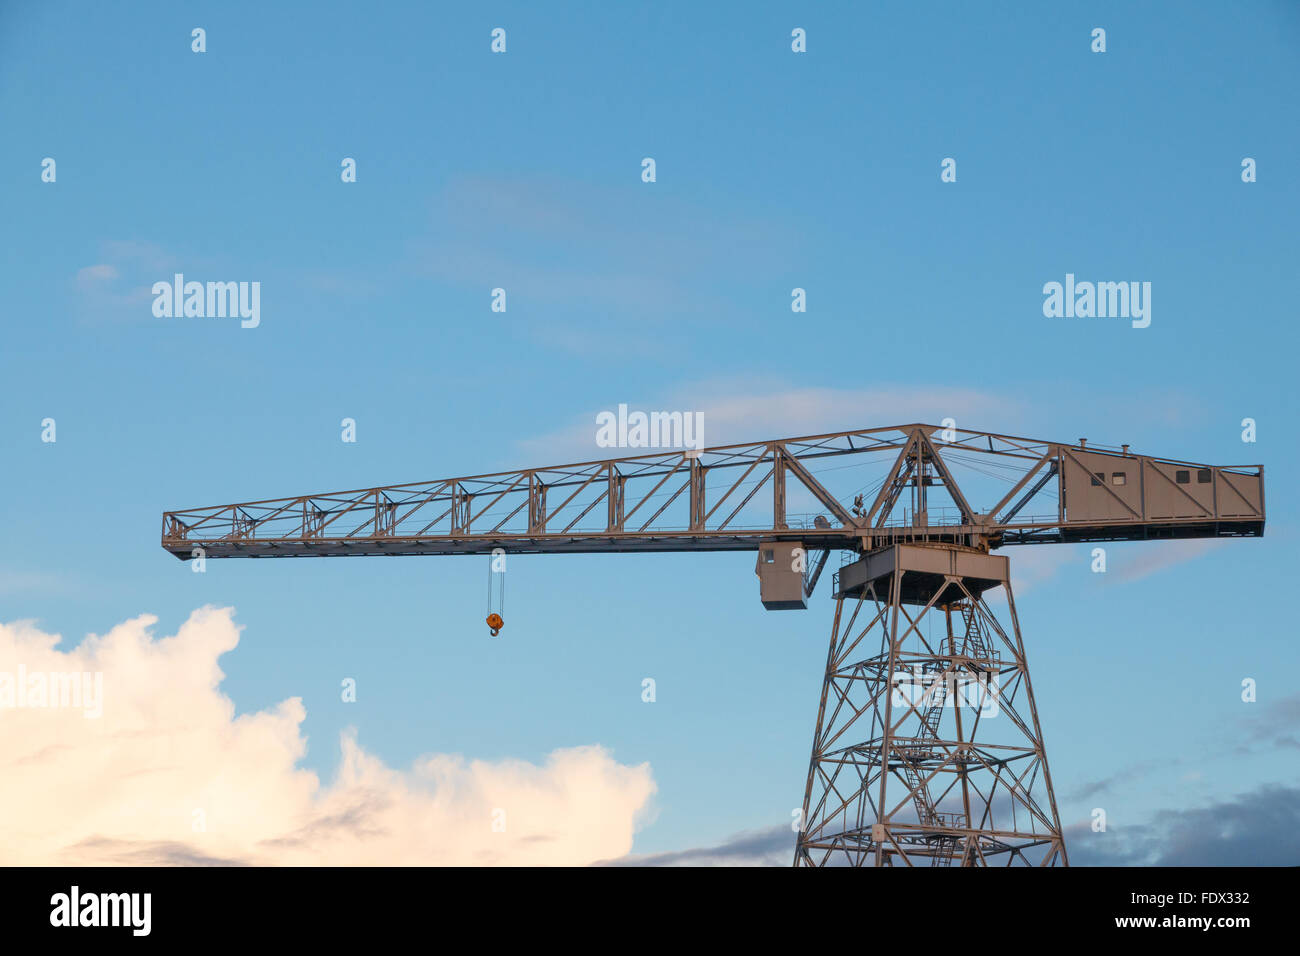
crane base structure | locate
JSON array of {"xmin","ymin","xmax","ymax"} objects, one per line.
[{"xmin": 795, "ymin": 543, "xmax": 1066, "ymax": 866}]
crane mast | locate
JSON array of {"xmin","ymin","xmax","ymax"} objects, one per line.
[{"xmin": 161, "ymin": 423, "xmax": 1264, "ymax": 866}]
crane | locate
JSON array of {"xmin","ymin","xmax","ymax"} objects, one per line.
[{"xmin": 161, "ymin": 423, "xmax": 1264, "ymax": 867}]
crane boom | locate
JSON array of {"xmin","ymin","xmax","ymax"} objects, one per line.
[{"xmin": 161, "ymin": 423, "xmax": 1263, "ymax": 560}]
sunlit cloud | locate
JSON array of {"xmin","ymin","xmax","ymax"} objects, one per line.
[{"xmin": 0, "ymin": 607, "xmax": 655, "ymax": 866}]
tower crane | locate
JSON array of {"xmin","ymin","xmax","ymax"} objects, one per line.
[{"xmin": 161, "ymin": 423, "xmax": 1264, "ymax": 867}]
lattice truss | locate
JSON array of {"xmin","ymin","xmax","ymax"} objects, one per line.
[
  {"xmin": 795, "ymin": 567, "xmax": 1067, "ymax": 867},
  {"xmin": 161, "ymin": 424, "xmax": 1263, "ymax": 559}
]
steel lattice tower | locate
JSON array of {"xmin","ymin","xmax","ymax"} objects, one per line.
[{"xmin": 795, "ymin": 544, "xmax": 1067, "ymax": 866}]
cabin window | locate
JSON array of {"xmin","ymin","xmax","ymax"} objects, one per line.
[
  {"xmin": 1091, "ymin": 472, "xmax": 1104, "ymax": 487},
  {"xmin": 1197, "ymin": 469, "xmax": 1212, "ymax": 483},
  {"xmin": 1176, "ymin": 470, "xmax": 1190, "ymax": 484},
  {"xmin": 762, "ymin": 549, "xmax": 775, "ymax": 563},
  {"xmin": 1111, "ymin": 472, "xmax": 1127, "ymax": 486}
]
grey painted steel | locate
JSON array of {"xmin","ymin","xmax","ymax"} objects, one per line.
[
  {"xmin": 756, "ymin": 541, "xmax": 808, "ymax": 610},
  {"xmin": 796, "ymin": 544, "xmax": 1067, "ymax": 867},
  {"xmin": 162, "ymin": 423, "xmax": 1264, "ymax": 561}
]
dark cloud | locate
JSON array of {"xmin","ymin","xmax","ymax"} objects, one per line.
[
  {"xmin": 1067, "ymin": 757, "xmax": 1181, "ymax": 802},
  {"xmin": 613, "ymin": 783, "xmax": 1300, "ymax": 868},
  {"xmin": 1068, "ymin": 783, "xmax": 1300, "ymax": 866},
  {"xmin": 257, "ymin": 796, "xmax": 390, "ymax": 850},
  {"xmin": 597, "ymin": 824, "xmax": 794, "ymax": 867},
  {"xmin": 65, "ymin": 836, "xmax": 248, "ymax": 867},
  {"xmin": 1234, "ymin": 693, "xmax": 1300, "ymax": 754}
]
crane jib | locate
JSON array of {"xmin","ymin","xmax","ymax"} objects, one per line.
[{"xmin": 160, "ymin": 424, "xmax": 1263, "ymax": 575}]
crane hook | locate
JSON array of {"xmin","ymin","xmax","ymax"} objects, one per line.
[{"xmin": 486, "ymin": 550, "xmax": 506, "ymax": 637}]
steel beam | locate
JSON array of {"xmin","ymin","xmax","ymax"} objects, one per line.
[{"xmin": 161, "ymin": 424, "xmax": 1264, "ymax": 560}]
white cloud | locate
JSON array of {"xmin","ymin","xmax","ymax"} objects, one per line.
[
  {"xmin": 519, "ymin": 383, "xmax": 1019, "ymax": 463},
  {"xmin": 413, "ymin": 174, "xmax": 794, "ymax": 326},
  {"xmin": 0, "ymin": 607, "xmax": 655, "ymax": 866},
  {"xmin": 75, "ymin": 263, "xmax": 118, "ymax": 284},
  {"xmin": 1112, "ymin": 538, "xmax": 1224, "ymax": 583},
  {"xmin": 1009, "ymin": 546, "xmax": 1080, "ymax": 595},
  {"xmin": 73, "ymin": 240, "xmax": 185, "ymax": 322},
  {"xmin": 0, "ymin": 569, "xmax": 66, "ymax": 595},
  {"xmin": 99, "ymin": 239, "xmax": 175, "ymax": 271}
]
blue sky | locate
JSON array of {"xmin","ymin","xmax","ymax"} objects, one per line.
[{"xmin": 1, "ymin": 0, "xmax": 1298, "ymax": 863}]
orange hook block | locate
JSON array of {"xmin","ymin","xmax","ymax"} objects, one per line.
[{"xmin": 486, "ymin": 613, "xmax": 504, "ymax": 636}]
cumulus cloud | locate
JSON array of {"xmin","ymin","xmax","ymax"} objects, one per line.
[{"xmin": 0, "ymin": 607, "xmax": 655, "ymax": 866}]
